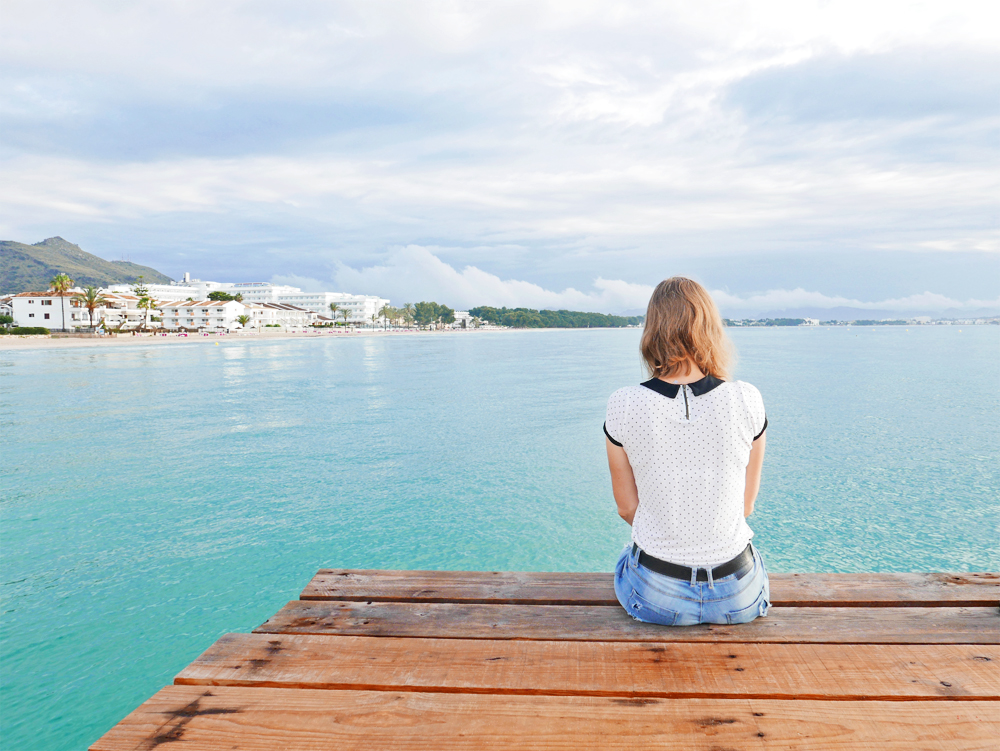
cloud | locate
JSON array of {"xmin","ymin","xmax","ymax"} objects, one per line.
[
  {"xmin": 328, "ymin": 245, "xmax": 999, "ymax": 315},
  {"xmin": 727, "ymin": 49, "xmax": 1000, "ymax": 123},
  {"xmin": 710, "ymin": 287, "xmax": 1000, "ymax": 315},
  {"xmin": 1, "ymin": 1, "xmax": 998, "ymax": 306},
  {"xmin": 332, "ymin": 245, "xmax": 653, "ymax": 310}
]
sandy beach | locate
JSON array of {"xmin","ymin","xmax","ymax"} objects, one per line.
[{"xmin": 0, "ymin": 328, "xmax": 488, "ymax": 350}]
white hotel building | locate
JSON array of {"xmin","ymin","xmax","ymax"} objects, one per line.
[
  {"xmin": 10, "ymin": 291, "xmax": 153, "ymax": 330},
  {"xmin": 158, "ymin": 300, "xmax": 246, "ymax": 331},
  {"xmin": 157, "ymin": 300, "xmax": 319, "ymax": 331},
  {"xmin": 106, "ymin": 277, "xmax": 389, "ymax": 323}
]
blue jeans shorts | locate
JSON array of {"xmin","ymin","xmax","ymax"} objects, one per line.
[{"xmin": 614, "ymin": 542, "xmax": 771, "ymax": 626}]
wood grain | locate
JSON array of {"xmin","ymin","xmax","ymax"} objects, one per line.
[
  {"xmin": 301, "ymin": 569, "xmax": 1000, "ymax": 606},
  {"xmin": 255, "ymin": 600, "xmax": 1000, "ymax": 643},
  {"xmin": 176, "ymin": 633, "xmax": 1000, "ymax": 700},
  {"xmin": 89, "ymin": 686, "xmax": 1000, "ymax": 751}
]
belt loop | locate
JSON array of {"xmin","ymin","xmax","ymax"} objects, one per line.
[
  {"xmin": 706, "ymin": 565, "xmax": 715, "ymax": 589},
  {"xmin": 689, "ymin": 566, "xmax": 698, "ymax": 587}
]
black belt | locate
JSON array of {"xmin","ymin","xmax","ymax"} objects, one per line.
[{"xmin": 632, "ymin": 543, "xmax": 754, "ymax": 582}]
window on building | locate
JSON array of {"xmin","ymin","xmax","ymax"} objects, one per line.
[
  {"xmin": 28, "ymin": 300, "xmax": 35, "ymax": 304},
  {"xmin": 44, "ymin": 313, "xmax": 50, "ymax": 319},
  {"xmin": 28, "ymin": 313, "xmax": 34, "ymax": 318},
  {"xmin": 42, "ymin": 300, "xmax": 53, "ymax": 306}
]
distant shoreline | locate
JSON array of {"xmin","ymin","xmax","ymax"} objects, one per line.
[
  {"xmin": 0, "ymin": 326, "xmax": 626, "ymax": 351},
  {"xmin": 0, "ymin": 328, "xmax": 469, "ymax": 350},
  {"xmin": 2, "ymin": 322, "xmax": 990, "ymax": 351}
]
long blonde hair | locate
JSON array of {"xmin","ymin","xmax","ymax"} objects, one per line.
[{"xmin": 640, "ymin": 277, "xmax": 733, "ymax": 380}]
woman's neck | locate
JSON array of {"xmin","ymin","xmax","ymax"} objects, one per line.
[{"xmin": 660, "ymin": 360, "xmax": 705, "ymax": 385}]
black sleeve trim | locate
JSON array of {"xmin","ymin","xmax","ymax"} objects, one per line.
[
  {"xmin": 753, "ymin": 416, "xmax": 768, "ymax": 442},
  {"xmin": 603, "ymin": 422, "xmax": 623, "ymax": 447}
]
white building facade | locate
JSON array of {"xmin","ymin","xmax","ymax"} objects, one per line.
[
  {"xmin": 87, "ymin": 293, "xmax": 155, "ymax": 330},
  {"xmin": 11, "ymin": 291, "xmax": 78, "ymax": 329},
  {"xmin": 270, "ymin": 291, "xmax": 389, "ymax": 322},
  {"xmin": 159, "ymin": 300, "xmax": 246, "ymax": 331},
  {"xmin": 107, "ymin": 274, "xmax": 390, "ymax": 324},
  {"xmin": 12, "ymin": 290, "xmax": 160, "ymax": 330},
  {"xmin": 104, "ymin": 283, "xmax": 200, "ymax": 301},
  {"xmin": 243, "ymin": 303, "xmax": 317, "ymax": 329},
  {"xmin": 222, "ymin": 283, "xmax": 302, "ymax": 304}
]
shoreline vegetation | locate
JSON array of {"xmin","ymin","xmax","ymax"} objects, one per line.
[{"xmin": 468, "ymin": 306, "xmax": 644, "ymax": 328}]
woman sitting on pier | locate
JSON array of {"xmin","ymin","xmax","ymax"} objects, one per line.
[{"xmin": 604, "ymin": 277, "xmax": 769, "ymax": 625}]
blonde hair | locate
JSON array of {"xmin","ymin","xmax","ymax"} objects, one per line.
[{"xmin": 640, "ymin": 277, "xmax": 733, "ymax": 380}]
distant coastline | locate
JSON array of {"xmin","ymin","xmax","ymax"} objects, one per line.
[{"xmin": 5, "ymin": 319, "xmax": 997, "ymax": 352}]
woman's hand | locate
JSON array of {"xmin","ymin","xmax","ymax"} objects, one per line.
[
  {"xmin": 606, "ymin": 438, "xmax": 640, "ymax": 525},
  {"xmin": 744, "ymin": 430, "xmax": 766, "ymax": 517}
]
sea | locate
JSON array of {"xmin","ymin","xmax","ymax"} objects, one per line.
[{"xmin": 2, "ymin": 325, "xmax": 998, "ymax": 749}]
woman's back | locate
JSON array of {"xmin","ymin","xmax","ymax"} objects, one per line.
[
  {"xmin": 606, "ymin": 276, "xmax": 771, "ymax": 626},
  {"xmin": 605, "ymin": 376, "xmax": 766, "ymax": 567}
]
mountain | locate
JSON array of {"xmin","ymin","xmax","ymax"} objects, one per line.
[{"xmin": 0, "ymin": 237, "xmax": 172, "ymax": 294}]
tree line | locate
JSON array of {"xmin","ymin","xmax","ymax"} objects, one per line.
[{"xmin": 469, "ymin": 306, "xmax": 643, "ymax": 329}]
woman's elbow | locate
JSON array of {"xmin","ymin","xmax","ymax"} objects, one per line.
[{"xmin": 615, "ymin": 499, "xmax": 636, "ymax": 525}]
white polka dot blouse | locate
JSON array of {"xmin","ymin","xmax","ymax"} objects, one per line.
[{"xmin": 605, "ymin": 375, "xmax": 767, "ymax": 567}]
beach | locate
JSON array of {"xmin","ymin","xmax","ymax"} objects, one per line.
[{"xmin": 0, "ymin": 327, "xmax": 482, "ymax": 350}]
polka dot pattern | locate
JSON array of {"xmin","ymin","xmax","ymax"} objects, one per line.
[{"xmin": 605, "ymin": 379, "xmax": 767, "ymax": 567}]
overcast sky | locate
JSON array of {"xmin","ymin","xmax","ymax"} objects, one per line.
[{"xmin": 2, "ymin": 0, "xmax": 998, "ymax": 315}]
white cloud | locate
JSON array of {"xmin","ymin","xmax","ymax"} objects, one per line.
[
  {"xmin": 1, "ymin": 0, "xmax": 997, "ymax": 302},
  {"xmin": 329, "ymin": 246, "xmax": 999, "ymax": 314},
  {"xmin": 332, "ymin": 245, "xmax": 642, "ymax": 310},
  {"xmin": 711, "ymin": 287, "xmax": 1000, "ymax": 314}
]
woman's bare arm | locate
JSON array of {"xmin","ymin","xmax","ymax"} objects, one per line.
[
  {"xmin": 744, "ymin": 430, "xmax": 766, "ymax": 517},
  {"xmin": 606, "ymin": 438, "xmax": 640, "ymax": 525}
]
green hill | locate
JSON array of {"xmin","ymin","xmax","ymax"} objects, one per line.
[{"xmin": 0, "ymin": 237, "xmax": 172, "ymax": 294}]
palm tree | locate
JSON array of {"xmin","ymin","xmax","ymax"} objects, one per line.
[
  {"xmin": 329, "ymin": 302, "xmax": 340, "ymax": 322},
  {"xmin": 402, "ymin": 303, "xmax": 415, "ymax": 329},
  {"xmin": 49, "ymin": 273, "xmax": 74, "ymax": 331},
  {"xmin": 136, "ymin": 296, "xmax": 155, "ymax": 331},
  {"xmin": 131, "ymin": 276, "xmax": 153, "ymax": 331},
  {"xmin": 339, "ymin": 308, "xmax": 352, "ymax": 327},
  {"xmin": 236, "ymin": 314, "xmax": 251, "ymax": 329},
  {"xmin": 72, "ymin": 286, "xmax": 109, "ymax": 331}
]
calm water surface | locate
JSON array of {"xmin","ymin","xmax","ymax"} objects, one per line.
[{"xmin": 2, "ymin": 327, "xmax": 998, "ymax": 749}]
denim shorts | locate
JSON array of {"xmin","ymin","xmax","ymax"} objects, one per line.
[{"xmin": 614, "ymin": 541, "xmax": 771, "ymax": 626}]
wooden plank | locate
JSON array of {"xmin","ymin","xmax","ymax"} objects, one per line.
[
  {"xmin": 176, "ymin": 633, "xmax": 1000, "ymax": 700},
  {"xmin": 771, "ymin": 572, "xmax": 1000, "ymax": 607},
  {"xmin": 90, "ymin": 686, "xmax": 1000, "ymax": 750},
  {"xmin": 255, "ymin": 601, "xmax": 1000, "ymax": 643},
  {"xmin": 302, "ymin": 569, "xmax": 1000, "ymax": 607}
]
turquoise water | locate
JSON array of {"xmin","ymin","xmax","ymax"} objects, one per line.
[{"xmin": 2, "ymin": 326, "xmax": 998, "ymax": 749}]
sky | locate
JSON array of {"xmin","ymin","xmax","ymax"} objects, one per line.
[{"xmin": 2, "ymin": 0, "xmax": 998, "ymax": 316}]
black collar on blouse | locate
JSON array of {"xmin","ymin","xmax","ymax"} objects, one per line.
[{"xmin": 640, "ymin": 374, "xmax": 724, "ymax": 398}]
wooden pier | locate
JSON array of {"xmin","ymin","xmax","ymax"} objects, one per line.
[{"xmin": 92, "ymin": 570, "xmax": 999, "ymax": 749}]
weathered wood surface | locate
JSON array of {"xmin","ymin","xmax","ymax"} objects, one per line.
[
  {"xmin": 91, "ymin": 570, "xmax": 1000, "ymax": 750},
  {"xmin": 177, "ymin": 633, "xmax": 1000, "ymax": 700},
  {"xmin": 256, "ymin": 600, "xmax": 1000, "ymax": 644},
  {"xmin": 90, "ymin": 686, "xmax": 1000, "ymax": 751},
  {"xmin": 302, "ymin": 569, "xmax": 1000, "ymax": 607}
]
